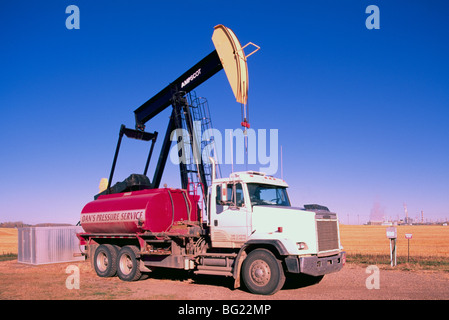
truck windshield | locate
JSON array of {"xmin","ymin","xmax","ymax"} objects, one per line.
[{"xmin": 247, "ymin": 183, "xmax": 291, "ymax": 207}]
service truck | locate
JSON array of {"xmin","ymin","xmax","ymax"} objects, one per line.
[
  {"xmin": 78, "ymin": 165, "xmax": 344, "ymax": 295},
  {"xmin": 77, "ymin": 25, "xmax": 345, "ymax": 295}
]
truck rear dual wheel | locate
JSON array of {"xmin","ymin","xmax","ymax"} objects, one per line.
[
  {"xmin": 116, "ymin": 245, "xmax": 142, "ymax": 281},
  {"xmin": 94, "ymin": 244, "xmax": 118, "ymax": 277},
  {"xmin": 94, "ymin": 244, "xmax": 142, "ymax": 281},
  {"xmin": 241, "ymin": 249, "xmax": 286, "ymax": 295}
]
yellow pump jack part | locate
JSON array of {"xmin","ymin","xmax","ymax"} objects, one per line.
[{"xmin": 212, "ymin": 25, "xmax": 260, "ymax": 105}]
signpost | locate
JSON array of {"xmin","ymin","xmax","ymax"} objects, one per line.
[
  {"xmin": 405, "ymin": 233, "xmax": 413, "ymax": 262},
  {"xmin": 386, "ymin": 227, "xmax": 397, "ymax": 267}
]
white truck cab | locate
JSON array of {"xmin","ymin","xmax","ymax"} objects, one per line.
[
  {"xmin": 206, "ymin": 169, "xmax": 345, "ymax": 294},
  {"xmin": 209, "ymin": 171, "xmax": 291, "ymax": 248}
]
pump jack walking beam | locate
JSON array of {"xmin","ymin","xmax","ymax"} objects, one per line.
[
  {"xmin": 134, "ymin": 24, "xmax": 259, "ymax": 130},
  {"xmin": 134, "ymin": 51, "xmax": 222, "ymax": 130},
  {"xmin": 132, "ymin": 25, "xmax": 259, "ymax": 191},
  {"xmin": 133, "ymin": 51, "xmax": 222, "ymax": 190}
]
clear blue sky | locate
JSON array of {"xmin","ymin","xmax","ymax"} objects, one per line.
[{"xmin": 1, "ymin": 1, "xmax": 448, "ymax": 225}]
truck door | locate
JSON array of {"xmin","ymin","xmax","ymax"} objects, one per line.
[{"xmin": 211, "ymin": 182, "xmax": 250, "ymax": 248}]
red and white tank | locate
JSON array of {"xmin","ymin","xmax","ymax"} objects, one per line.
[{"xmin": 80, "ymin": 188, "xmax": 199, "ymax": 234}]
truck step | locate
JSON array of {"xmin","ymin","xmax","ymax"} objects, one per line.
[
  {"xmin": 194, "ymin": 265, "xmax": 233, "ymax": 277},
  {"xmin": 196, "ymin": 253, "xmax": 237, "ymax": 258},
  {"xmin": 197, "ymin": 265, "xmax": 233, "ymax": 272},
  {"xmin": 194, "ymin": 270, "xmax": 233, "ymax": 277}
]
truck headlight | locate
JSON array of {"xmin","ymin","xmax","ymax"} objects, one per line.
[{"xmin": 297, "ymin": 242, "xmax": 308, "ymax": 250}]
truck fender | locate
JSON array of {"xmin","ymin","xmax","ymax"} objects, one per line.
[{"xmin": 232, "ymin": 239, "xmax": 288, "ymax": 289}]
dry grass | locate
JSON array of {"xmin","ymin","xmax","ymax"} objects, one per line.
[
  {"xmin": 0, "ymin": 228, "xmax": 18, "ymax": 255},
  {"xmin": 339, "ymin": 225, "xmax": 449, "ymax": 257},
  {"xmin": 340, "ymin": 225, "xmax": 449, "ymax": 271},
  {"xmin": 2, "ymin": 225, "xmax": 448, "ymax": 260}
]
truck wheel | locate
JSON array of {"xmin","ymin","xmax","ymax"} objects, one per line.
[
  {"xmin": 94, "ymin": 244, "xmax": 118, "ymax": 277},
  {"xmin": 117, "ymin": 246, "xmax": 142, "ymax": 281},
  {"xmin": 241, "ymin": 249, "xmax": 286, "ymax": 295}
]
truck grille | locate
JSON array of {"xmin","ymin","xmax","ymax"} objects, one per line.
[{"xmin": 316, "ymin": 220, "xmax": 339, "ymax": 252}]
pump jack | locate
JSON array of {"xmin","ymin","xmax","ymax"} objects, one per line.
[
  {"xmin": 100, "ymin": 25, "xmax": 260, "ymax": 199},
  {"xmin": 80, "ymin": 25, "xmax": 345, "ymax": 296}
]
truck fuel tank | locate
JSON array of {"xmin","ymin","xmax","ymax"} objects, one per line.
[{"xmin": 80, "ymin": 188, "xmax": 199, "ymax": 234}]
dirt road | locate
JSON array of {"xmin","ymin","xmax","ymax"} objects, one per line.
[{"xmin": 0, "ymin": 260, "xmax": 448, "ymax": 300}]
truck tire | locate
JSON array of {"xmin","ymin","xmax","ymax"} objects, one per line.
[
  {"xmin": 241, "ymin": 249, "xmax": 286, "ymax": 295},
  {"xmin": 94, "ymin": 244, "xmax": 118, "ymax": 277},
  {"xmin": 117, "ymin": 245, "xmax": 142, "ymax": 282}
]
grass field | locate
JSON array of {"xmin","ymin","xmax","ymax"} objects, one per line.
[
  {"xmin": 0, "ymin": 228, "xmax": 18, "ymax": 255},
  {"xmin": 1, "ymin": 225, "xmax": 448, "ymax": 266},
  {"xmin": 339, "ymin": 224, "xmax": 449, "ymax": 271},
  {"xmin": 339, "ymin": 224, "xmax": 449, "ymax": 257}
]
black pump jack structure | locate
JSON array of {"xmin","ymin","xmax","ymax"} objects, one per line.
[
  {"xmin": 104, "ymin": 50, "xmax": 224, "ymax": 197},
  {"xmin": 134, "ymin": 50, "xmax": 224, "ymax": 193}
]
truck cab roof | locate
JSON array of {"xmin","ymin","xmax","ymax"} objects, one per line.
[{"xmin": 213, "ymin": 171, "xmax": 289, "ymax": 188}]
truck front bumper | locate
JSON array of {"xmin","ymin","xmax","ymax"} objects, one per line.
[{"xmin": 285, "ymin": 251, "xmax": 345, "ymax": 277}]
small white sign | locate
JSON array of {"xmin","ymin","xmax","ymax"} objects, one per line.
[
  {"xmin": 405, "ymin": 233, "xmax": 413, "ymax": 239},
  {"xmin": 386, "ymin": 227, "xmax": 397, "ymax": 239}
]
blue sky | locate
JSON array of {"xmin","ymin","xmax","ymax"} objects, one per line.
[{"xmin": 1, "ymin": 1, "xmax": 448, "ymax": 224}]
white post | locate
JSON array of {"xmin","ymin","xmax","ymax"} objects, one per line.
[{"xmin": 390, "ymin": 239, "xmax": 393, "ymax": 267}]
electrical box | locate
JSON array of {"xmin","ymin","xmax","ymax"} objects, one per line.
[{"xmin": 17, "ymin": 226, "xmax": 85, "ymax": 265}]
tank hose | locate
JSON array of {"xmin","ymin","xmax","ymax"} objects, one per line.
[
  {"xmin": 181, "ymin": 190, "xmax": 192, "ymax": 222},
  {"xmin": 166, "ymin": 189, "xmax": 175, "ymax": 232}
]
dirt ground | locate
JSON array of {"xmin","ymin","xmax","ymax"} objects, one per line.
[{"xmin": 0, "ymin": 259, "xmax": 448, "ymax": 300}]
